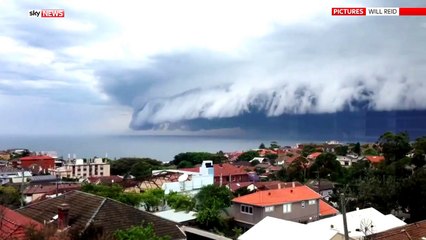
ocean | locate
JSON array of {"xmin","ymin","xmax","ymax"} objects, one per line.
[{"xmin": 0, "ymin": 135, "xmax": 306, "ymax": 162}]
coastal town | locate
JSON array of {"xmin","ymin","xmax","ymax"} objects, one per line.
[{"xmin": 0, "ymin": 131, "xmax": 425, "ymax": 239}]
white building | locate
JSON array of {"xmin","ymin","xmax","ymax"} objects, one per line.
[
  {"xmin": 51, "ymin": 157, "xmax": 110, "ymax": 179},
  {"xmin": 152, "ymin": 160, "xmax": 214, "ymax": 195}
]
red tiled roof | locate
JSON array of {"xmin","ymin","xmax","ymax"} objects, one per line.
[
  {"xmin": 255, "ymin": 181, "xmax": 303, "ymax": 190},
  {"xmin": 232, "ymin": 185, "xmax": 321, "ymax": 207},
  {"xmin": 319, "ymin": 200, "xmax": 339, "ymax": 217},
  {"xmin": 88, "ymin": 175, "xmax": 123, "ymax": 184},
  {"xmin": 20, "ymin": 155, "xmax": 54, "ymax": 160},
  {"xmin": 181, "ymin": 163, "xmax": 248, "ymax": 177},
  {"xmin": 180, "ymin": 167, "xmax": 199, "ymax": 173},
  {"xmin": 365, "ymin": 156, "xmax": 385, "ymax": 164},
  {"xmin": 23, "ymin": 183, "xmax": 81, "ymax": 195},
  {"xmin": 0, "ymin": 205, "xmax": 43, "ymax": 240},
  {"xmin": 215, "ymin": 164, "xmax": 248, "ymax": 177},
  {"xmin": 366, "ymin": 219, "xmax": 426, "ymax": 240},
  {"xmin": 307, "ymin": 152, "xmax": 322, "ymax": 159},
  {"xmin": 228, "ymin": 182, "xmax": 253, "ymax": 192}
]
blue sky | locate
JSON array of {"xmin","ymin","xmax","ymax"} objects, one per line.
[{"xmin": 1, "ymin": 0, "xmax": 425, "ymax": 136}]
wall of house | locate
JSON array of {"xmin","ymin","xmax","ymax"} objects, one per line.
[
  {"xmin": 214, "ymin": 174, "xmax": 249, "ymax": 185},
  {"xmin": 233, "ymin": 199, "xmax": 320, "ymax": 225}
]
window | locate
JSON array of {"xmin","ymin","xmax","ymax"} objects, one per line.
[
  {"xmin": 283, "ymin": 203, "xmax": 292, "ymax": 213},
  {"xmin": 301, "ymin": 201, "xmax": 305, "ymax": 208},
  {"xmin": 265, "ymin": 206, "xmax": 274, "ymax": 212},
  {"xmin": 309, "ymin": 200, "xmax": 316, "ymax": 205},
  {"xmin": 241, "ymin": 205, "xmax": 253, "ymax": 215}
]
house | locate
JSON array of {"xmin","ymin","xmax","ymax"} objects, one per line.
[
  {"xmin": 181, "ymin": 163, "xmax": 249, "ymax": 186},
  {"xmin": 336, "ymin": 155, "xmax": 358, "ymax": 167},
  {"xmin": 306, "ymin": 179, "xmax": 334, "ymax": 201},
  {"xmin": 0, "ymin": 167, "xmax": 32, "ymax": 185},
  {"xmin": 154, "ymin": 209, "xmax": 197, "ymax": 224},
  {"xmin": 16, "ymin": 190, "xmax": 186, "ymax": 239},
  {"xmin": 23, "ymin": 183, "xmax": 81, "ymax": 203},
  {"xmin": 364, "ymin": 156, "xmax": 385, "ymax": 164},
  {"xmin": 319, "ymin": 199, "xmax": 339, "ymax": 218},
  {"xmin": 231, "ymin": 184, "xmax": 325, "ymax": 226},
  {"xmin": 0, "ymin": 205, "xmax": 43, "ymax": 240},
  {"xmin": 307, "ymin": 152, "xmax": 323, "ymax": 160},
  {"xmin": 87, "ymin": 175, "xmax": 123, "ymax": 185},
  {"xmin": 0, "ymin": 151, "xmax": 10, "ymax": 160},
  {"xmin": 308, "ymin": 207, "xmax": 406, "ymax": 239},
  {"xmin": 16, "ymin": 155, "xmax": 55, "ymax": 174},
  {"xmin": 153, "ymin": 160, "xmax": 214, "ymax": 195},
  {"xmin": 51, "ymin": 157, "xmax": 110, "ymax": 179},
  {"xmin": 365, "ymin": 219, "xmax": 426, "ymax": 240},
  {"xmin": 238, "ymin": 216, "xmax": 351, "ymax": 240}
]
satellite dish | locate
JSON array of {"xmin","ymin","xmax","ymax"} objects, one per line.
[
  {"xmin": 360, "ymin": 218, "xmax": 374, "ymax": 236},
  {"xmin": 178, "ymin": 173, "xmax": 189, "ymax": 182}
]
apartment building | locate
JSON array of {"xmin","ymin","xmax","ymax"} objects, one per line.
[{"xmin": 52, "ymin": 157, "xmax": 110, "ymax": 179}]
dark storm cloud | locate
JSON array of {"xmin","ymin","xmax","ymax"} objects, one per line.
[{"xmin": 93, "ymin": 14, "xmax": 426, "ymax": 135}]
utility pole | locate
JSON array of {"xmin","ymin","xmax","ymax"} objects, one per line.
[
  {"xmin": 20, "ymin": 168, "xmax": 25, "ymax": 207},
  {"xmin": 340, "ymin": 193, "xmax": 349, "ymax": 240}
]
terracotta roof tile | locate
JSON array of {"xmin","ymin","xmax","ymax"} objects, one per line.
[
  {"xmin": 319, "ymin": 200, "xmax": 339, "ymax": 217},
  {"xmin": 232, "ymin": 185, "xmax": 321, "ymax": 207},
  {"xmin": 0, "ymin": 205, "xmax": 43, "ymax": 240},
  {"xmin": 181, "ymin": 163, "xmax": 248, "ymax": 177},
  {"xmin": 365, "ymin": 156, "xmax": 385, "ymax": 164},
  {"xmin": 366, "ymin": 219, "xmax": 426, "ymax": 240},
  {"xmin": 16, "ymin": 191, "xmax": 185, "ymax": 239}
]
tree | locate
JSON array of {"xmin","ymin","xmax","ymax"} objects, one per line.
[
  {"xmin": 195, "ymin": 185, "xmax": 233, "ymax": 229},
  {"xmin": 114, "ymin": 223, "xmax": 171, "ymax": 240},
  {"xmin": 412, "ymin": 136, "xmax": 426, "ymax": 168},
  {"xmin": 335, "ymin": 145, "xmax": 349, "ymax": 156},
  {"xmin": 269, "ymin": 141, "xmax": 280, "ymax": 149},
  {"xmin": 81, "ymin": 184, "xmax": 143, "ymax": 207},
  {"xmin": 140, "ymin": 189, "xmax": 165, "ymax": 212},
  {"xmin": 177, "ymin": 160, "xmax": 193, "ymax": 168},
  {"xmin": 353, "ymin": 142, "xmax": 361, "ymax": 155},
  {"xmin": 172, "ymin": 152, "xmax": 226, "ymax": 167},
  {"xmin": 166, "ymin": 192, "xmax": 195, "ymax": 212},
  {"xmin": 399, "ymin": 168, "xmax": 426, "ymax": 222},
  {"xmin": 130, "ymin": 161, "xmax": 154, "ymax": 180},
  {"xmin": 378, "ymin": 132, "xmax": 412, "ymax": 163},
  {"xmin": 363, "ymin": 148, "xmax": 379, "ymax": 156},
  {"xmin": 287, "ymin": 156, "xmax": 309, "ymax": 182},
  {"xmin": 111, "ymin": 158, "xmax": 163, "ymax": 177},
  {"xmin": 0, "ymin": 186, "xmax": 21, "ymax": 208},
  {"xmin": 237, "ymin": 151, "xmax": 259, "ymax": 161},
  {"xmin": 259, "ymin": 143, "xmax": 266, "ymax": 149},
  {"xmin": 309, "ymin": 153, "xmax": 343, "ymax": 181},
  {"xmin": 302, "ymin": 144, "xmax": 317, "ymax": 157}
]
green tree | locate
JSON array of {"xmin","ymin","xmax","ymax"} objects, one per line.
[
  {"xmin": 378, "ymin": 132, "xmax": 412, "ymax": 163},
  {"xmin": 166, "ymin": 192, "xmax": 196, "ymax": 212},
  {"xmin": 141, "ymin": 189, "xmax": 165, "ymax": 212},
  {"xmin": 353, "ymin": 142, "xmax": 361, "ymax": 155},
  {"xmin": 269, "ymin": 141, "xmax": 280, "ymax": 149},
  {"xmin": 363, "ymin": 148, "xmax": 379, "ymax": 156},
  {"xmin": 412, "ymin": 136, "xmax": 426, "ymax": 168},
  {"xmin": 287, "ymin": 156, "xmax": 309, "ymax": 182},
  {"xmin": 309, "ymin": 153, "xmax": 343, "ymax": 181},
  {"xmin": 111, "ymin": 158, "xmax": 163, "ymax": 177},
  {"xmin": 0, "ymin": 186, "xmax": 21, "ymax": 208},
  {"xmin": 237, "ymin": 151, "xmax": 259, "ymax": 161},
  {"xmin": 302, "ymin": 144, "xmax": 317, "ymax": 157},
  {"xmin": 172, "ymin": 152, "xmax": 226, "ymax": 167},
  {"xmin": 259, "ymin": 143, "xmax": 266, "ymax": 149},
  {"xmin": 335, "ymin": 145, "xmax": 349, "ymax": 156},
  {"xmin": 177, "ymin": 160, "xmax": 193, "ymax": 168},
  {"xmin": 81, "ymin": 184, "xmax": 143, "ymax": 207},
  {"xmin": 399, "ymin": 168, "xmax": 426, "ymax": 222},
  {"xmin": 114, "ymin": 223, "xmax": 170, "ymax": 240},
  {"xmin": 195, "ymin": 185, "xmax": 233, "ymax": 229}
]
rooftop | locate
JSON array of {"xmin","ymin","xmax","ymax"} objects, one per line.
[
  {"xmin": 319, "ymin": 200, "xmax": 339, "ymax": 217},
  {"xmin": 365, "ymin": 219, "xmax": 426, "ymax": 240},
  {"xmin": 154, "ymin": 209, "xmax": 197, "ymax": 223},
  {"xmin": 0, "ymin": 205, "xmax": 43, "ymax": 240},
  {"xmin": 16, "ymin": 190, "xmax": 186, "ymax": 239},
  {"xmin": 365, "ymin": 156, "xmax": 385, "ymax": 164},
  {"xmin": 232, "ymin": 185, "xmax": 321, "ymax": 207}
]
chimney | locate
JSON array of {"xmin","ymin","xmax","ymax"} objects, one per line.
[
  {"xmin": 58, "ymin": 203, "xmax": 70, "ymax": 230},
  {"xmin": 292, "ymin": 181, "xmax": 295, "ymax": 188},
  {"xmin": 278, "ymin": 183, "xmax": 281, "ymax": 189}
]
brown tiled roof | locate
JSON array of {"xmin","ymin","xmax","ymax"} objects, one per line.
[
  {"xmin": 16, "ymin": 191, "xmax": 186, "ymax": 239},
  {"xmin": 366, "ymin": 220, "xmax": 426, "ymax": 240},
  {"xmin": 23, "ymin": 183, "xmax": 81, "ymax": 195}
]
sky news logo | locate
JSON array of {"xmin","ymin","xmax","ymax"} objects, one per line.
[{"xmin": 29, "ymin": 9, "xmax": 65, "ymax": 18}]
